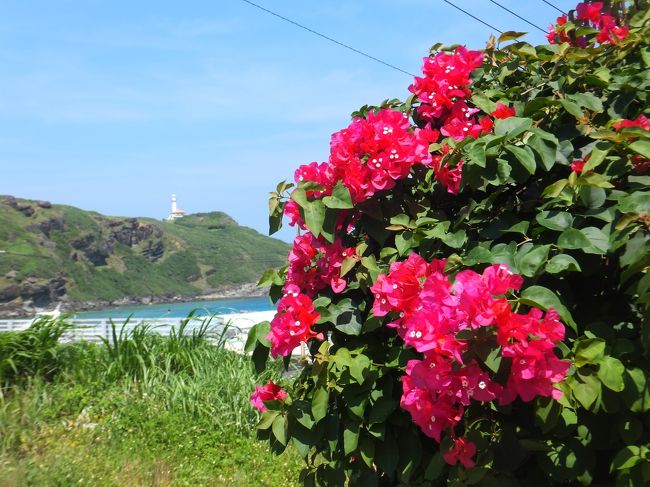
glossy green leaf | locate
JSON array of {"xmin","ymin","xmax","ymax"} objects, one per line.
[
  {"xmin": 546, "ymin": 254, "xmax": 581, "ymax": 274},
  {"xmin": 536, "ymin": 211, "xmax": 573, "ymax": 231},
  {"xmin": 322, "ymin": 181, "xmax": 354, "ymax": 209},
  {"xmin": 506, "ymin": 145, "xmax": 536, "ymax": 174},
  {"xmin": 574, "ymin": 338, "xmax": 606, "ymax": 367},
  {"xmin": 597, "ymin": 356, "xmax": 625, "ymax": 392}
]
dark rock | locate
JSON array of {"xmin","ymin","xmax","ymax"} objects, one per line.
[
  {"xmin": 141, "ymin": 239, "xmax": 164, "ymax": 262},
  {"xmin": 71, "ymin": 233, "xmax": 96, "ymax": 250},
  {"xmin": 16, "ymin": 203, "xmax": 34, "ymax": 217},
  {"xmin": 0, "ymin": 285, "xmax": 18, "ymax": 301},
  {"xmin": 0, "ymin": 195, "xmax": 17, "ymax": 208},
  {"xmin": 36, "ymin": 200, "xmax": 52, "ymax": 209},
  {"xmin": 39, "ymin": 217, "xmax": 65, "ymax": 236},
  {"xmin": 17, "ymin": 276, "xmax": 66, "ymax": 308},
  {"xmin": 84, "ymin": 244, "xmax": 111, "ymax": 266},
  {"xmin": 71, "ymin": 234, "xmax": 111, "ymax": 266}
]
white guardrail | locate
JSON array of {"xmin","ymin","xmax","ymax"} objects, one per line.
[{"xmin": 0, "ymin": 311, "xmax": 279, "ymax": 354}]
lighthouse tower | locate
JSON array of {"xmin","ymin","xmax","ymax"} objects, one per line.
[{"xmin": 167, "ymin": 194, "xmax": 186, "ymax": 220}]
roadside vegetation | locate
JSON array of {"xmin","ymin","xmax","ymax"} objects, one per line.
[{"xmin": 0, "ymin": 316, "xmax": 302, "ymax": 486}]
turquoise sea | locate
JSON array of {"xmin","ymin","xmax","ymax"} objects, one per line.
[{"xmin": 74, "ymin": 295, "xmax": 274, "ymax": 319}]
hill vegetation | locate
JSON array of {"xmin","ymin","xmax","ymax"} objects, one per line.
[{"xmin": 0, "ymin": 195, "xmax": 289, "ymax": 316}]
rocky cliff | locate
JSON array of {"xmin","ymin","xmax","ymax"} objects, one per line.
[{"xmin": 0, "ymin": 196, "xmax": 289, "ymax": 318}]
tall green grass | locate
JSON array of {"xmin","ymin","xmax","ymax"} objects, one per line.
[
  {"xmin": 0, "ymin": 316, "xmax": 75, "ymax": 388},
  {"xmin": 0, "ymin": 314, "xmax": 301, "ymax": 486}
]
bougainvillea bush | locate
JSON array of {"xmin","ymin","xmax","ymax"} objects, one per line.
[{"xmin": 247, "ymin": 1, "xmax": 650, "ymax": 485}]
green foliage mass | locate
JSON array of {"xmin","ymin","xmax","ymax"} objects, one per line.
[
  {"xmin": 0, "ymin": 316, "xmax": 302, "ymax": 485},
  {"xmin": 0, "ymin": 198, "xmax": 289, "ymax": 305},
  {"xmin": 250, "ymin": 3, "xmax": 650, "ymax": 486}
]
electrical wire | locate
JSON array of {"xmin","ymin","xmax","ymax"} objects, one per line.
[
  {"xmin": 440, "ymin": 0, "xmax": 504, "ymax": 34},
  {"xmin": 239, "ymin": 0, "xmax": 416, "ymax": 77},
  {"xmin": 487, "ymin": 0, "xmax": 547, "ymax": 33},
  {"xmin": 541, "ymin": 0, "xmax": 567, "ymax": 15}
]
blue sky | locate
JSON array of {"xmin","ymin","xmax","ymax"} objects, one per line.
[{"xmin": 0, "ymin": 0, "xmax": 577, "ymax": 242}]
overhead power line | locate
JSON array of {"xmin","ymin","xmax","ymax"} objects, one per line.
[
  {"xmin": 541, "ymin": 0, "xmax": 567, "ymax": 15},
  {"xmin": 440, "ymin": 0, "xmax": 504, "ymax": 34},
  {"xmin": 239, "ymin": 0, "xmax": 416, "ymax": 77},
  {"xmin": 487, "ymin": 0, "xmax": 547, "ymax": 34}
]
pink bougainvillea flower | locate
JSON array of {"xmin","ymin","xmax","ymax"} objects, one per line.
[
  {"xmin": 491, "ymin": 102, "xmax": 516, "ymax": 119},
  {"xmin": 499, "ymin": 339, "xmax": 570, "ymax": 404},
  {"xmin": 570, "ymin": 160, "xmax": 586, "ymax": 173},
  {"xmin": 250, "ymin": 380, "xmax": 288, "ymax": 412},
  {"xmin": 285, "ymin": 232, "xmax": 355, "ymax": 296},
  {"xmin": 372, "ymin": 254, "xmax": 569, "ymax": 445},
  {"xmin": 576, "ymin": 2, "xmax": 604, "ymax": 23},
  {"xmin": 443, "ymin": 437, "xmax": 477, "ymax": 468},
  {"xmin": 267, "ymin": 288, "xmax": 322, "ymax": 358},
  {"xmin": 631, "ymin": 155, "xmax": 650, "ymax": 174},
  {"xmin": 614, "ymin": 115, "xmax": 650, "ymax": 132}
]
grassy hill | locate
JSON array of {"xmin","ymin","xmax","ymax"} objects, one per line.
[{"xmin": 0, "ymin": 195, "xmax": 289, "ymax": 314}]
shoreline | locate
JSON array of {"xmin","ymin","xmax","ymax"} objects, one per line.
[{"xmin": 0, "ymin": 282, "xmax": 268, "ymax": 319}]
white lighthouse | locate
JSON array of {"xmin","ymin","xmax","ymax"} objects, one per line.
[{"xmin": 166, "ymin": 194, "xmax": 186, "ymax": 220}]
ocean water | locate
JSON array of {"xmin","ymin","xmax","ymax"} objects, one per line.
[{"xmin": 74, "ymin": 295, "xmax": 274, "ymax": 319}]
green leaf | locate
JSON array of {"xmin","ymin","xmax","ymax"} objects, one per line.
[
  {"xmin": 292, "ymin": 189, "xmax": 326, "ymax": 237},
  {"xmin": 578, "ymin": 186, "xmax": 606, "ymax": 209},
  {"xmin": 546, "ymin": 254, "xmax": 581, "ymax": 274},
  {"xmin": 528, "ymin": 131, "xmax": 559, "ymax": 171},
  {"xmin": 494, "ymin": 116, "xmax": 533, "ymax": 139},
  {"xmin": 332, "ymin": 299, "xmax": 363, "ymax": 336},
  {"xmin": 466, "ymin": 140, "xmax": 487, "ymax": 167},
  {"xmin": 520, "ymin": 285, "xmax": 576, "ymax": 332},
  {"xmin": 482, "ymin": 346, "xmax": 503, "ymax": 373},
  {"xmin": 395, "ymin": 231, "xmax": 414, "ymax": 256},
  {"xmin": 340, "ymin": 257, "xmax": 357, "ymax": 277},
  {"xmin": 257, "ymin": 268, "xmax": 283, "ymax": 288},
  {"xmin": 574, "ymin": 338, "xmax": 606, "ymax": 367},
  {"xmin": 322, "ymin": 181, "xmax": 354, "ymax": 209},
  {"xmin": 629, "ymin": 140, "xmax": 650, "ymax": 159},
  {"xmin": 470, "ymin": 93, "xmax": 496, "ymax": 113},
  {"xmin": 582, "ymin": 144, "xmax": 610, "ymax": 172},
  {"xmin": 566, "ymin": 92, "xmax": 603, "ymax": 113},
  {"xmin": 257, "ymin": 410, "xmax": 279, "ymax": 430},
  {"xmin": 536, "ymin": 210, "xmax": 573, "ymax": 231},
  {"xmin": 498, "ymin": 30, "xmax": 528, "ymax": 42},
  {"xmin": 611, "ymin": 446, "xmax": 647, "ymax": 471},
  {"xmin": 272, "ymin": 414, "xmax": 288, "ymax": 446},
  {"xmin": 349, "ymin": 354, "xmax": 371, "ymax": 384},
  {"xmin": 244, "ymin": 321, "xmax": 271, "ymax": 352},
  {"xmin": 558, "ymin": 228, "xmax": 592, "ymax": 249},
  {"xmin": 623, "ymin": 368, "xmax": 650, "ymax": 413},
  {"xmin": 619, "ymin": 191, "xmax": 650, "ymax": 215},
  {"xmin": 369, "ymin": 396, "xmax": 397, "ymax": 424},
  {"xmin": 359, "ymin": 437, "xmax": 376, "ymax": 468},
  {"xmin": 506, "ymin": 145, "xmax": 536, "ymax": 174},
  {"xmin": 597, "ymin": 356, "xmax": 625, "ymax": 392},
  {"xmin": 343, "ymin": 422, "xmax": 360, "ymax": 455},
  {"xmin": 312, "ymin": 387, "xmax": 329, "ymax": 423},
  {"xmin": 560, "ymin": 99, "xmax": 584, "ymax": 118},
  {"xmin": 569, "ymin": 371, "xmax": 601, "ymax": 409},
  {"xmin": 535, "ymin": 396, "xmax": 562, "ymax": 433},
  {"xmin": 581, "ymin": 226, "xmax": 609, "ymax": 254},
  {"xmin": 440, "ymin": 229, "xmax": 467, "ymax": 248},
  {"xmin": 543, "ymin": 179, "xmax": 568, "ymax": 198},
  {"xmin": 518, "ymin": 245, "xmax": 550, "ymax": 277}
]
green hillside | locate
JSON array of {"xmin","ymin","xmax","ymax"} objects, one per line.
[{"xmin": 0, "ymin": 195, "xmax": 289, "ymax": 313}]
